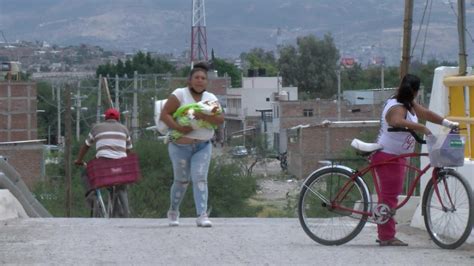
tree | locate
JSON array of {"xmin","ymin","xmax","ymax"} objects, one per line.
[
  {"xmin": 410, "ymin": 59, "xmax": 456, "ymax": 93},
  {"xmin": 240, "ymin": 48, "xmax": 278, "ymax": 76},
  {"xmin": 212, "ymin": 58, "xmax": 242, "ymax": 87},
  {"xmin": 278, "ymin": 34, "xmax": 340, "ymax": 98},
  {"xmin": 37, "ymin": 82, "xmax": 60, "ymax": 143},
  {"xmin": 96, "ymin": 52, "xmax": 176, "ymax": 77}
]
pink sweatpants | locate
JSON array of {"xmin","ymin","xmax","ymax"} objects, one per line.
[{"xmin": 371, "ymin": 151, "xmax": 407, "ymax": 241}]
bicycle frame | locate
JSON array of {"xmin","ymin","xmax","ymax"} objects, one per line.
[
  {"xmin": 95, "ymin": 185, "xmax": 123, "ymax": 218},
  {"xmin": 95, "ymin": 188, "xmax": 109, "ymax": 218},
  {"xmin": 329, "ymin": 151, "xmax": 448, "ymax": 217}
]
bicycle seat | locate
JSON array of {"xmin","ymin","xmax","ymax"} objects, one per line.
[{"xmin": 351, "ymin": 139, "xmax": 383, "ymax": 153}]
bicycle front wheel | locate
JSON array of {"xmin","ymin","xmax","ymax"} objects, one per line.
[
  {"xmin": 91, "ymin": 189, "xmax": 108, "ymax": 218},
  {"xmin": 423, "ymin": 169, "xmax": 473, "ymax": 249},
  {"xmin": 298, "ymin": 167, "xmax": 369, "ymax": 245}
]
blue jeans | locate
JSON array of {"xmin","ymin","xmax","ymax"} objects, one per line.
[{"xmin": 168, "ymin": 141, "xmax": 212, "ymax": 216}]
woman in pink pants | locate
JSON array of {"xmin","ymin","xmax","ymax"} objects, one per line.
[{"xmin": 372, "ymin": 74, "xmax": 458, "ymax": 246}]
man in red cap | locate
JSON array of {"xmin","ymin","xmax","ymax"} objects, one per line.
[{"xmin": 75, "ymin": 108, "xmax": 133, "ymax": 217}]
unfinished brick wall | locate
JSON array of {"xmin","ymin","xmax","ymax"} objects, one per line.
[
  {"xmin": 288, "ymin": 124, "xmax": 379, "ymax": 179},
  {"xmin": 0, "ymin": 143, "xmax": 44, "ymax": 189},
  {"xmin": 0, "ymin": 82, "xmax": 38, "ymax": 142},
  {"xmin": 279, "ymin": 100, "xmax": 382, "ymax": 129}
]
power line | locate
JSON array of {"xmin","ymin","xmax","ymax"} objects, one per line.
[
  {"xmin": 0, "ymin": 30, "xmax": 19, "ymax": 61},
  {"xmin": 449, "ymin": 1, "xmax": 474, "ymax": 43},
  {"xmin": 420, "ymin": 0, "xmax": 434, "ymax": 63},
  {"xmin": 411, "ymin": 0, "xmax": 430, "ymax": 56}
]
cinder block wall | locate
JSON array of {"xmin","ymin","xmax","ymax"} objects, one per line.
[
  {"xmin": 0, "ymin": 143, "xmax": 44, "ymax": 189},
  {"xmin": 0, "ymin": 82, "xmax": 42, "ymax": 189},
  {"xmin": 288, "ymin": 124, "xmax": 379, "ymax": 179},
  {"xmin": 0, "ymin": 82, "xmax": 38, "ymax": 141},
  {"xmin": 280, "ymin": 100, "xmax": 382, "ymax": 129}
]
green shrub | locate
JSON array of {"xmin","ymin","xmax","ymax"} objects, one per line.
[{"xmin": 34, "ymin": 139, "xmax": 260, "ymax": 218}]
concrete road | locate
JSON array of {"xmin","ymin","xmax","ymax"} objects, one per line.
[{"xmin": 0, "ymin": 218, "xmax": 473, "ymax": 265}]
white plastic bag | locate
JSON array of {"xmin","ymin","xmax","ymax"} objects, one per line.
[{"xmin": 154, "ymin": 99, "xmax": 169, "ymax": 135}]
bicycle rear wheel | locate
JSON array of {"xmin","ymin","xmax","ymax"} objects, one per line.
[
  {"xmin": 110, "ymin": 185, "xmax": 130, "ymax": 218},
  {"xmin": 298, "ymin": 167, "xmax": 369, "ymax": 245},
  {"xmin": 423, "ymin": 169, "xmax": 473, "ymax": 249}
]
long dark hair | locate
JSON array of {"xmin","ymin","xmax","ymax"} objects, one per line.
[
  {"xmin": 189, "ymin": 62, "xmax": 209, "ymax": 80},
  {"xmin": 395, "ymin": 74, "xmax": 420, "ymax": 110}
]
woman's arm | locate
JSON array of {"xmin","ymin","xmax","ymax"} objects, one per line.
[
  {"xmin": 412, "ymin": 101, "xmax": 459, "ymax": 128},
  {"xmin": 386, "ymin": 105, "xmax": 431, "ymax": 135},
  {"xmin": 412, "ymin": 101, "xmax": 443, "ymax": 124},
  {"xmin": 160, "ymin": 95, "xmax": 193, "ymax": 134}
]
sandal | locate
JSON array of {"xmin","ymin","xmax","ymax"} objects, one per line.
[{"xmin": 376, "ymin": 237, "xmax": 408, "ymax": 246}]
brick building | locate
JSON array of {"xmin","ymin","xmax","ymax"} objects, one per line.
[
  {"xmin": 287, "ymin": 121, "xmax": 380, "ymax": 179},
  {"xmin": 0, "ymin": 81, "xmax": 43, "ymax": 189},
  {"xmin": 272, "ymin": 99, "xmax": 384, "ymax": 153},
  {"xmin": 0, "ymin": 82, "xmax": 38, "ymax": 141}
]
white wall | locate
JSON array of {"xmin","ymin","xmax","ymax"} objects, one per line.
[
  {"xmin": 343, "ymin": 90, "xmax": 374, "ymax": 105},
  {"xmin": 410, "ymin": 66, "xmax": 473, "ymax": 244},
  {"xmin": 230, "ymin": 77, "xmax": 298, "ymax": 118}
]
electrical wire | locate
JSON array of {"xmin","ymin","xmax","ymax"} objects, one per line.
[
  {"xmin": 449, "ymin": 1, "xmax": 474, "ymax": 43},
  {"xmin": 420, "ymin": 0, "xmax": 433, "ymax": 63},
  {"xmin": 411, "ymin": 0, "xmax": 430, "ymax": 56},
  {"xmin": 0, "ymin": 30, "xmax": 19, "ymax": 61},
  {"xmin": 37, "ymin": 93, "xmax": 60, "ymax": 109}
]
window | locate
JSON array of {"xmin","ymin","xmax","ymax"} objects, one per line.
[{"xmin": 303, "ymin": 108, "xmax": 314, "ymax": 117}]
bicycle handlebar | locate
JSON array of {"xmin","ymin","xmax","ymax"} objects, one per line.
[{"xmin": 387, "ymin": 127, "xmax": 426, "ymax": 144}]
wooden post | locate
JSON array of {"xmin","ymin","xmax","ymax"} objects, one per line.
[
  {"xmin": 97, "ymin": 75, "xmax": 102, "ymax": 123},
  {"xmin": 400, "ymin": 0, "xmax": 414, "ymax": 78},
  {"xmin": 457, "ymin": 0, "xmax": 467, "ymax": 75},
  {"xmin": 102, "ymin": 77, "xmax": 113, "ymax": 107},
  {"xmin": 64, "ymin": 83, "xmax": 73, "ymax": 217}
]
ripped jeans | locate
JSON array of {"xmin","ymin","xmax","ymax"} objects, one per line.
[{"xmin": 168, "ymin": 140, "xmax": 212, "ymax": 216}]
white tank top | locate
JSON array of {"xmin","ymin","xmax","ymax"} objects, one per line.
[
  {"xmin": 377, "ymin": 98, "xmax": 418, "ymax": 155},
  {"xmin": 172, "ymin": 87, "xmax": 219, "ymax": 140}
]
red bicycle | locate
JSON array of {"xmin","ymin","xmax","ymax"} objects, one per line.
[{"xmin": 298, "ymin": 128, "xmax": 473, "ymax": 249}]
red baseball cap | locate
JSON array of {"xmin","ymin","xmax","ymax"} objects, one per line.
[{"xmin": 104, "ymin": 108, "xmax": 120, "ymax": 120}]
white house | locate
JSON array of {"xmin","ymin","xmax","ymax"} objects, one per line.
[{"xmin": 225, "ymin": 76, "xmax": 298, "ymax": 149}]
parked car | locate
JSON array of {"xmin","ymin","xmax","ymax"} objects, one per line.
[
  {"xmin": 44, "ymin": 145, "xmax": 62, "ymax": 164},
  {"xmin": 230, "ymin": 146, "xmax": 248, "ymax": 157}
]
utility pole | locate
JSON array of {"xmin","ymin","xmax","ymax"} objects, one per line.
[
  {"xmin": 64, "ymin": 83, "xmax": 72, "ymax": 217},
  {"xmin": 132, "ymin": 71, "xmax": 139, "ymax": 140},
  {"xmin": 381, "ymin": 62, "xmax": 385, "ymax": 90},
  {"xmin": 457, "ymin": 0, "xmax": 467, "ymax": 75},
  {"xmin": 337, "ymin": 69, "xmax": 341, "ymax": 121},
  {"xmin": 115, "ymin": 74, "xmax": 120, "ymax": 111},
  {"xmin": 75, "ymin": 81, "xmax": 81, "ymax": 141},
  {"xmin": 57, "ymin": 85, "xmax": 61, "ymax": 145},
  {"xmin": 97, "ymin": 74, "xmax": 102, "ymax": 124},
  {"xmin": 400, "ymin": 0, "xmax": 414, "ymax": 78}
]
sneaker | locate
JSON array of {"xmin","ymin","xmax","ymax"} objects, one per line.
[
  {"xmin": 167, "ymin": 210, "xmax": 180, "ymax": 226},
  {"xmin": 196, "ymin": 213, "xmax": 212, "ymax": 227},
  {"xmin": 376, "ymin": 237, "xmax": 408, "ymax": 246}
]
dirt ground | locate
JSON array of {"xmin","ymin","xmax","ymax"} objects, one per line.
[
  {"xmin": 250, "ymin": 158, "xmax": 301, "ymax": 216},
  {"xmin": 213, "ymin": 146, "xmax": 300, "ymax": 216}
]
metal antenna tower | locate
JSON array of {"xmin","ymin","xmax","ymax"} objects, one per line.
[{"xmin": 190, "ymin": 0, "xmax": 208, "ymax": 65}]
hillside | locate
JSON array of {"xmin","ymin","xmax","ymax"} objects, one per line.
[{"xmin": 1, "ymin": 0, "xmax": 473, "ymax": 65}]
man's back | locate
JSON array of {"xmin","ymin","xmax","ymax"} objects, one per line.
[{"xmin": 85, "ymin": 119, "xmax": 132, "ymax": 159}]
